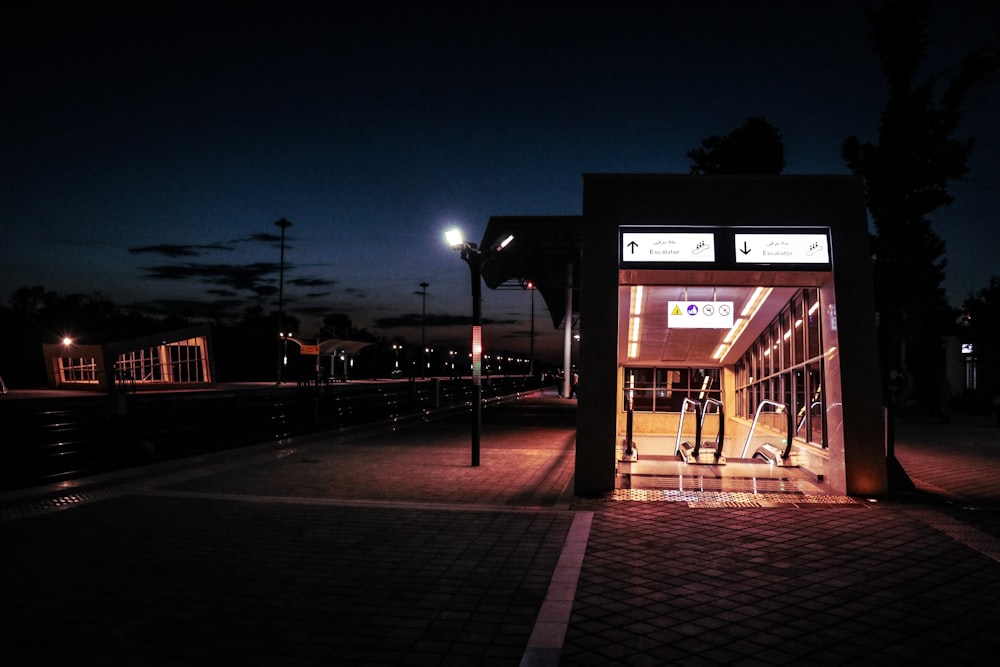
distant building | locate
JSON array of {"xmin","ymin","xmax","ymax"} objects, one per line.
[{"xmin": 41, "ymin": 324, "xmax": 214, "ymax": 392}]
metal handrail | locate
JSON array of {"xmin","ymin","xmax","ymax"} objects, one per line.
[
  {"xmin": 740, "ymin": 399, "xmax": 793, "ymax": 459},
  {"xmin": 697, "ymin": 397, "xmax": 725, "ymax": 459},
  {"xmin": 796, "ymin": 400, "xmax": 823, "ymax": 435},
  {"xmin": 675, "ymin": 398, "xmax": 702, "ymax": 456}
]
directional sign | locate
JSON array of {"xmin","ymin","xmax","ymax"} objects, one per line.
[
  {"xmin": 667, "ymin": 301, "xmax": 734, "ymax": 329},
  {"xmin": 300, "ymin": 344, "xmax": 320, "ymax": 355},
  {"xmin": 622, "ymin": 232, "xmax": 716, "ymax": 263},
  {"xmin": 734, "ymin": 233, "xmax": 829, "ymax": 264}
]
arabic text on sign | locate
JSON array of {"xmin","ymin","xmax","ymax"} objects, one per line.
[
  {"xmin": 621, "ymin": 232, "xmax": 716, "ymax": 263},
  {"xmin": 733, "ymin": 233, "xmax": 830, "ymax": 264}
]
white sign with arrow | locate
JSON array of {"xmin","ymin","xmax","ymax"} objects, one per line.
[
  {"xmin": 621, "ymin": 232, "xmax": 716, "ymax": 263},
  {"xmin": 733, "ymin": 233, "xmax": 830, "ymax": 264}
]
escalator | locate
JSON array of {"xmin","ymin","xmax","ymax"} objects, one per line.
[
  {"xmin": 676, "ymin": 398, "xmax": 726, "ymax": 465},
  {"xmin": 675, "ymin": 398, "xmax": 797, "ymax": 467}
]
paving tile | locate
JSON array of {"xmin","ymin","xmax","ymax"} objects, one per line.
[{"xmin": 2, "ymin": 398, "xmax": 1000, "ymax": 665}]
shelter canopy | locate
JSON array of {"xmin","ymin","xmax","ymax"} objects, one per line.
[{"xmin": 480, "ymin": 216, "xmax": 582, "ymax": 328}]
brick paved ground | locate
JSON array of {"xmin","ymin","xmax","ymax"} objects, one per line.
[{"xmin": 2, "ymin": 396, "xmax": 999, "ymax": 666}]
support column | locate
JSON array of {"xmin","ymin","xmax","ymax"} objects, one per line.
[{"xmin": 563, "ymin": 262, "xmax": 573, "ymax": 399}]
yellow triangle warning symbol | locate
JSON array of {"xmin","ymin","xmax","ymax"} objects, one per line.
[{"xmin": 671, "ymin": 305, "xmax": 682, "ymax": 316}]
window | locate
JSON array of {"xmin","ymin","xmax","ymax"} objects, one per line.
[
  {"xmin": 60, "ymin": 357, "xmax": 98, "ymax": 383},
  {"xmin": 115, "ymin": 336, "xmax": 209, "ymax": 385},
  {"xmin": 623, "ymin": 367, "xmax": 721, "ymax": 413},
  {"xmin": 735, "ymin": 288, "xmax": 826, "ymax": 447}
]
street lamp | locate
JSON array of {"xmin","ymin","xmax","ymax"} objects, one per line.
[
  {"xmin": 275, "ymin": 217, "xmax": 292, "ymax": 384},
  {"xmin": 445, "ymin": 227, "xmax": 513, "ymax": 467},
  {"xmin": 526, "ymin": 281, "xmax": 535, "ymax": 377},
  {"xmin": 418, "ymin": 282, "xmax": 429, "ymax": 377}
]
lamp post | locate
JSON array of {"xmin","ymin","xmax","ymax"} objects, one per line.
[
  {"xmin": 446, "ymin": 228, "xmax": 513, "ymax": 467},
  {"xmin": 418, "ymin": 282, "xmax": 429, "ymax": 377},
  {"xmin": 526, "ymin": 281, "xmax": 535, "ymax": 378},
  {"xmin": 275, "ymin": 217, "xmax": 292, "ymax": 384}
]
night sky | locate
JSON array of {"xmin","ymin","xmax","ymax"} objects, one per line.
[{"xmin": 3, "ymin": 2, "xmax": 998, "ymax": 363}]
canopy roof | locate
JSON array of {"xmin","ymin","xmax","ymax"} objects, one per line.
[
  {"xmin": 479, "ymin": 216, "xmax": 582, "ymax": 328},
  {"xmin": 317, "ymin": 339, "xmax": 374, "ymax": 355}
]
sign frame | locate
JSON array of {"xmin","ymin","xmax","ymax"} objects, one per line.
[{"xmin": 620, "ymin": 225, "xmax": 832, "ymax": 271}]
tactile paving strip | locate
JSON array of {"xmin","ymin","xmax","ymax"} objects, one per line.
[
  {"xmin": 605, "ymin": 488, "xmax": 860, "ymax": 506},
  {"xmin": 0, "ymin": 488, "xmax": 121, "ymax": 523}
]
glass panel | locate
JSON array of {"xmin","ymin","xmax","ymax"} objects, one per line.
[
  {"xmin": 60, "ymin": 357, "xmax": 98, "ymax": 383},
  {"xmin": 660, "ymin": 369, "xmax": 684, "ymax": 411},
  {"xmin": 807, "ymin": 362, "xmax": 826, "ymax": 445},
  {"xmin": 794, "ymin": 368, "xmax": 807, "ymax": 437},
  {"xmin": 792, "ymin": 296, "xmax": 805, "ymax": 366},
  {"xmin": 692, "ymin": 368, "xmax": 720, "ymax": 400},
  {"xmin": 767, "ymin": 324, "xmax": 779, "ymax": 376},
  {"xmin": 623, "ymin": 368, "xmax": 653, "ymax": 412},
  {"xmin": 806, "ymin": 289, "xmax": 821, "ymax": 359},
  {"xmin": 631, "ymin": 390, "xmax": 654, "ymax": 412},
  {"xmin": 780, "ymin": 308, "xmax": 792, "ymax": 369}
]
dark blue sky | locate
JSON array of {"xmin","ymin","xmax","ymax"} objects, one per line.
[{"xmin": 3, "ymin": 2, "xmax": 998, "ymax": 362}]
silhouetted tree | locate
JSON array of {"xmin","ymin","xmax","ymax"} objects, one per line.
[
  {"xmin": 843, "ymin": 0, "xmax": 999, "ymax": 408},
  {"xmin": 320, "ymin": 313, "xmax": 353, "ymax": 340},
  {"xmin": 687, "ymin": 116, "xmax": 785, "ymax": 174},
  {"xmin": 211, "ymin": 305, "xmax": 301, "ymax": 382}
]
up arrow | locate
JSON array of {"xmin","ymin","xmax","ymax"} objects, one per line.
[
  {"xmin": 739, "ymin": 241, "xmax": 751, "ymax": 255},
  {"xmin": 627, "ymin": 240, "xmax": 639, "ymax": 254}
]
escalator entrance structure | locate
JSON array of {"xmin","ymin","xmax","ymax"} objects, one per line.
[{"xmin": 615, "ymin": 280, "xmax": 827, "ymax": 491}]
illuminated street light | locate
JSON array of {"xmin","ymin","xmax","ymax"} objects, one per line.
[{"xmin": 445, "ymin": 227, "xmax": 514, "ymax": 467}]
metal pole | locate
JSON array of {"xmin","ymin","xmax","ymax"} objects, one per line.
[
  {"xmin": 469, "ymin": 251, "xmax": 482, "ymax": 467},
  {"xmin": 275, "ymin": 218, "xmax": 292, "ymax": 384},
  {"xmin": 529, "ymin": 282, "xmax": 535, "ymax": 377},
  {"xmin": 419, "ymin": 282, "xmax": 428, "ymax": 378},
  {"xmin": 563, "ymin": 262, "xmax": 573, "ymax": 399}
]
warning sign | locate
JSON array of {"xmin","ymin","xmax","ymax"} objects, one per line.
[{"xmin": 667, "ymin": 301, "xmax": 734, "ymax": 329}]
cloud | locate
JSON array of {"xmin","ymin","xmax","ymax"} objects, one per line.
[
  {"xmin": 231, "ymin": 232, "xmax": 291, "ymax": 248},
  {"xmin": 290, "ymin": 277, "xmax": 336, "ymax": 288},
  {"xmin": 140, "ymin": 261, "xmax": 280, "ymax": 292},
  {"xmin": 129, "ymin": 229, "xmax": 296, "ymax": 259},
  {"xmin": 132, "ymin": 297, "xmax": 247, "ymax": 319},
  {"xmin": 128, "ymin": 243, "xmax": 235, "ymax": 257}
]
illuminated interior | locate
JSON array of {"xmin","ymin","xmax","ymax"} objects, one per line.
[{"xmin": 616, "ymin": 270, "xmax": 834, "ymax": 483}]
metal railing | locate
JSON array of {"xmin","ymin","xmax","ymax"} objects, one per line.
[
  {"xmin": 675, "ymin": 398, "xmax": 703, "ymax": 457},
  {"xmin": 740, "ymin": 399, "xmax": 794, "ymax": 463},
  {"xmin": 0, "ymin": 376, "xmax": 543, "ymax": 491},
  {"xmin": 695, "ymin": 397, "xmax": 725, "ymax": 461}
]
